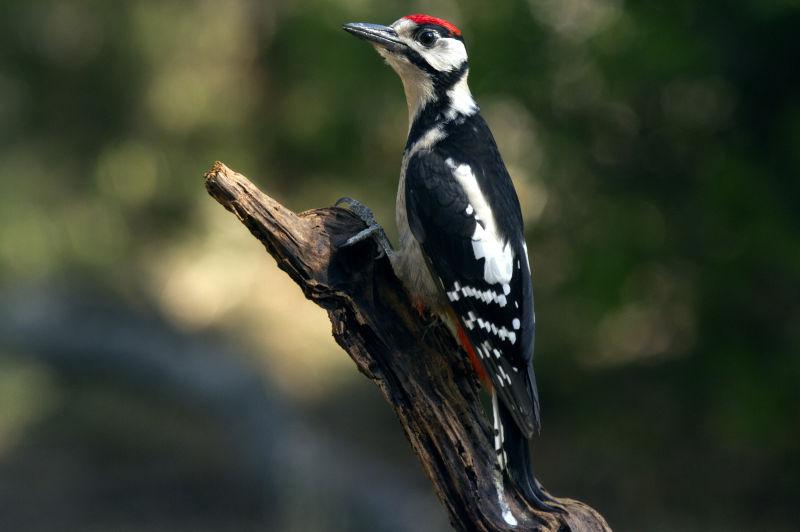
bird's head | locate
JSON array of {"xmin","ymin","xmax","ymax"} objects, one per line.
[{"xmin": 344, "ymin": 14, "xmax": 475, "ymax": 123}]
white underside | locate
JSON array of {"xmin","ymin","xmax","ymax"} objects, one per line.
[{"xmin": 393, "ymin": 127, "xmax": 447, "ymax": 311}]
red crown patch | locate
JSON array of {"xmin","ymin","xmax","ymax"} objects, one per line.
[{"xmin": 404, "ymin": 14, "xmax": 462, "ymax": 37}]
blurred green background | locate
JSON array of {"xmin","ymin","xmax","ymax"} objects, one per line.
[{"xmin": 1, "ymin": 1, "xmax": 798, "ymax": 531}]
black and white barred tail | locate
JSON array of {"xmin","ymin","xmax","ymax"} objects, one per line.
[{"xmin": 492, "ymin": 388, "xmax": 563, "ymax": 513}]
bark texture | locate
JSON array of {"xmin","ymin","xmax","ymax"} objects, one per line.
[{"xmin": 204, "ymin": 162, "xmax": 611, "ymax": 532}]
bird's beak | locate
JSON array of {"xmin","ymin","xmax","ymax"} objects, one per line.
[{"xmin": 343, "ymin": 22, "xmax": 406, "ymax": 53}]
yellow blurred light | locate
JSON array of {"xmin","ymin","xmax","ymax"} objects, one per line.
[
  {"xmin": 132, "ymin": 0, "xmax": 260, "ymax": 134},
  {"xmin": 483, "ymin": 99, "xmax": 549, "ymax": 225},
  {"xmin": 592, "ymin": 265, "xmax": 697, "ymax": 365},
  {"xmin": 145, "ymin": 202, "xmax": 349, "ymax": 400}
]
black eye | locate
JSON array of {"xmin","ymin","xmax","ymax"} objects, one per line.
[{"xmin": 417, "ymin": 29, "xmax": 438, "ymax": 47}]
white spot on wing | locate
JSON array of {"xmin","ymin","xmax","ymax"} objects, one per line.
[
  {"xmin": 512, "ymin": 318, "xmax": 520, "ymax": 330},
  {"xmin": 474, "ymin": 323, "xmax": 518, "ymax": 345},
  {"xmin": 498, "ymin": 365, "xmax": 512, "ymax": 385},
  {"xmin": 457, "ymin": 285, "xmax": 509, "ymax": 307}
]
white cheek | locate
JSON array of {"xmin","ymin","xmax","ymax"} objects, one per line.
[{"xmin": 417, "ymin": 39, "xmax": 467, "ymax": 72}]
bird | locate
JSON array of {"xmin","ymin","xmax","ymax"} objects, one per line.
[{"xmin": 340, "ymin": 14, "xmax": 561, "ymax": 513}]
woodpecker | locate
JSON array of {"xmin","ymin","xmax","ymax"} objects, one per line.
[{"xmin": 341, "ymin": 14, "xmax": 560, "ymax": 513}]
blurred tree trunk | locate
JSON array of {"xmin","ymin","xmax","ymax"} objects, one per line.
[{"xmin": 204, "ymin": 162, "xmax": 610, "ymax": 532}]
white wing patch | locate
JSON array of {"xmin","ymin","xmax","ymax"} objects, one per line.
[{"xmin": 446, "ymin": 158, "xmax": 515, "ymax": 285}]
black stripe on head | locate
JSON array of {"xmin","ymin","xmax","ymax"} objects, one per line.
[
  {"xmin": 403, "ymin": 47, "xmax": 468, "ymax": 84},
  {"xmin": 413, "ymin": 22, "xmax": 465, "ymax": 43}
]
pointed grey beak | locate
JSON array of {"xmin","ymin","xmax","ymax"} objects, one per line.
[{"xmin": 343, "ymin": 22, "xmax": 406, "ymax": 52}]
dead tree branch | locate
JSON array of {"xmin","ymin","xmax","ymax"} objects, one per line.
[{"xmin": 204, "ymin": 162, "xmax": 610, "ymax": 532}]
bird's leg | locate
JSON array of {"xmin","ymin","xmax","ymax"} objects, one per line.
[{"xmin": 335, "ymin": 197, "xmax": 394, "ymax": 259}]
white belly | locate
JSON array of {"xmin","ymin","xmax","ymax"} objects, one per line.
[
  {"xmin": 390, "ymin": 127, "xmax": 449, "ymax": 312},
  {"xmin": 391, "ymin": 148, "xmax": 446, "ymax": 312}
]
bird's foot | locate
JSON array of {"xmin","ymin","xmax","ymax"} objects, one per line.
[
  {"xmin": 420, "ymin": 314, "xmax": 443, "ymax": 342},
  {"xmin": 335, "ymin": 197, "xmax": 394, "ymax": 259}
]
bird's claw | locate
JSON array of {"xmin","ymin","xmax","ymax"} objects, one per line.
[{"xmin": 335, "ymin": 197, "xmax": 394, "ymax": 259}]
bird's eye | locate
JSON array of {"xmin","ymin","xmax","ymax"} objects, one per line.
[{"xmin": 417, "ymin": 30, "xmax": 438, "ymax": 47}]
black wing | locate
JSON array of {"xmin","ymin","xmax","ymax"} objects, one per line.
[{"xmin": 405, "ymin": 148, "xmax": 540, "ymax": 436}]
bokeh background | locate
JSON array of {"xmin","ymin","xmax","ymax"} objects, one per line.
[{"xmin": 1, "ymin": 1, "xmax": 798, "ymax": 530}]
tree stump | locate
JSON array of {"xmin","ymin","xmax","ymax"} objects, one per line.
[{"xmin": 204, "ymin": 162, "xmax": 610, "ymax": 532}]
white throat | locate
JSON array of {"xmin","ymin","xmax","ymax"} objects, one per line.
[
  {"xmin": 377, "ymin": 49, "xmax": 435, "ymax": 126},
  {"xmin": 380, "ymin": 52, "xmax": 477, "ymax": 127},
  {"xmin": 399, "ymin": 68, "xmax": 435, "ymax": 125}
]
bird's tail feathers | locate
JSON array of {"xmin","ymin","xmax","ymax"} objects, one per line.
[{"xmin": 493, "ymin": 390, "xmax": 563, "ymax": 513}]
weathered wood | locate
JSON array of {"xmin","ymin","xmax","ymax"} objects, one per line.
[{"xmin": 204, "ymin": 161, "xmax": 610, "ymax": 532}]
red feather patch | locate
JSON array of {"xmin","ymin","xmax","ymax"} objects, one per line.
[{"xmin": 404, "ymin": 14, "xmax": 462, "ymax": 37}]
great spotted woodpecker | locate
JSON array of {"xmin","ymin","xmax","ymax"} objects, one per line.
[{"xmin": 341, "ymin": 14, "xmax": 561, "ymax": 513}]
